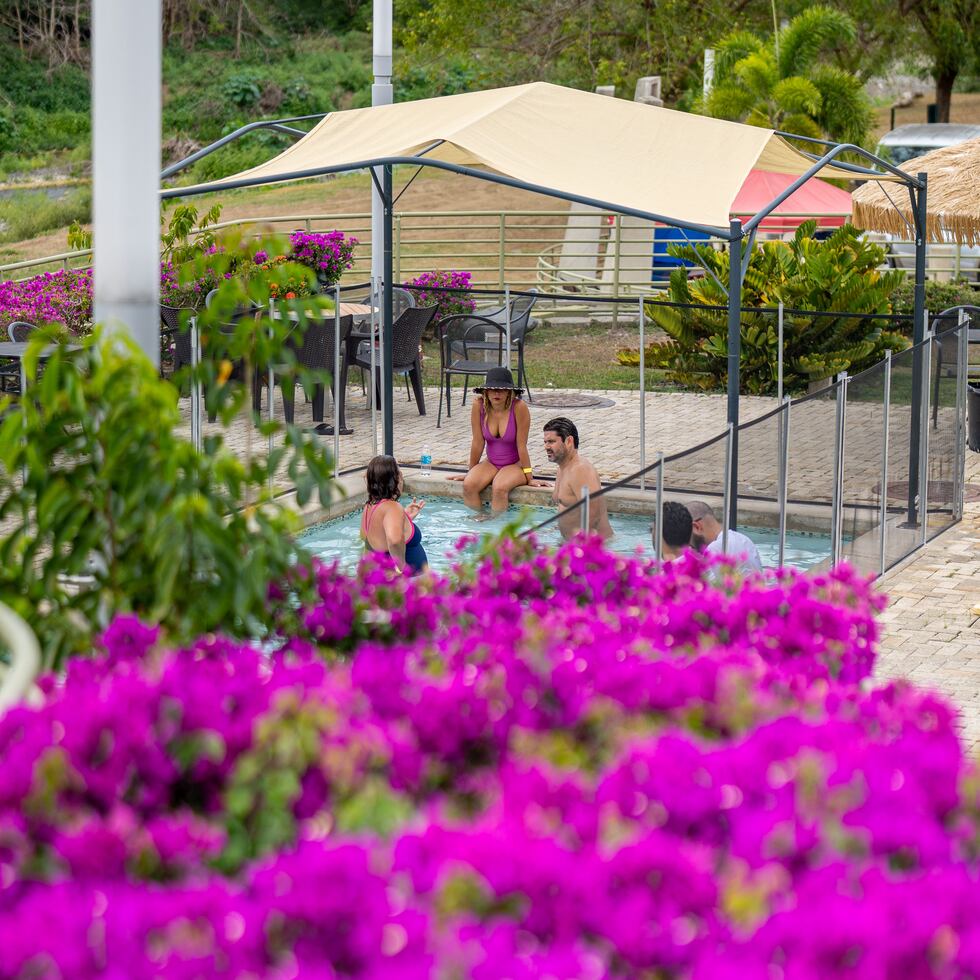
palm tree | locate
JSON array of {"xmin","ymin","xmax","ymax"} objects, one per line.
[{"xmin": 702, "ymin": 6, "xmax": 874, "ymax": 146}]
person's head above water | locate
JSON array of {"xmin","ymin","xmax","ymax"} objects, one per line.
[
  {"xmin": 686, "ymin": 500, "xmax": 722, "ymax": 549},
  {"xmin": 474, "ymin": 367, "xmax": 523, "ymax": 412},
  {"xmin": 543, "ymin": 417, "xmax": 579, "ymax": 464},
  {"xmin": 366, "ymin": 455, "xmax": 402, "ymax": 503},
  {"xmin": 656, "ymin": 501, "xmax": 693, "ymax": 559}
]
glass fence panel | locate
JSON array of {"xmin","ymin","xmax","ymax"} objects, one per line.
[
  {"xmin": 656, "ymin": 434, "xmax": 728, "ymax": 560},
  {"xmin": 734, "ymin": 405, "xmax": 783, "ymax": 568},
  {"xmin": 779, "ymin": 383, "xmax": 838, "ymax": 570},
  {"xmin": 659, "ymin": 430, "xmax": 728, "ymax": 501},
  {"xmin": 926, "ymin": 323, "xmax": 963, "ymax": 541},
  {"xmin": 881, "ymin": 341, "xmax": 920, "ymax": 570},
  {"xmin": 839, "ymin": 360, "xmax": 887, "ymax": 577}
]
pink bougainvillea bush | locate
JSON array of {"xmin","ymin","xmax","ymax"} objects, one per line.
[
  {"xmin": 1, "ymin": 539, "xmax": 979, "ymax": 977},
  {"xmin": 289, "ymin": 230, "xmax": 358, "ymax": 286},
  {"xmin": 405, "ymin": 269, "xmax": 477, "ymax": 324},
  {"xmin": 0, "ymin": 268, "xmax": 93, "ymax": 335}
]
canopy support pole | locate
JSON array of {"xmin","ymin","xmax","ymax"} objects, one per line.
[
  {"xmin": 906, "ymin": 172, "xmax": 928, "ymax": 525},
  {"xmin": 383, "ymin": 164, "xmax": 395, "ymax": 456},
  {"xmin": 726, "ymin": 218, "xmax": 743, "ymax": 529}
]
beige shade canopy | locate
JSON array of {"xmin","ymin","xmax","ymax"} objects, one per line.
[
  {"xmin": 852, "ymin": 136, "xmax": 980, "ymax": 246},
  {"xmin": 186, "ymin": 82, "xmax": 900, "ymax": 233}
]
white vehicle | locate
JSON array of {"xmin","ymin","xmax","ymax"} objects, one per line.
[{"xmin": 875, "ymin": 123, "xmax": 980, "ymax": 166}]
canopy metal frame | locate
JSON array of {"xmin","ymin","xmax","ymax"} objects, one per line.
[{"xmin": 160, "ymin": 111, "xmax": 928, "ymax": 529}]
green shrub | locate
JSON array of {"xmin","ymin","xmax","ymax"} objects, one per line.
[
  {"xmin": 13, "ymin": 106, "xmax": 90, "ymax": 154},
  {"xmin": 222, "ymin": 70, "xmax": 264, "ymax": 107},
  {"xmin": 0, "ymin": 49, "xmax": 89, "ymax": 113},
  {"xmin": 888, "ymin": 278, "xmax": 980, "ymax": 326},
  {"xmin": 624, "ymin": 222, "xmax": 909, "ymax": 395},
  {"xmin": 0, "ymin": 188, "xmax": 91, "ymax": 244},
  {"xmin": 0, "ymin": 245, "xmax": 337, "ymax": 667}
]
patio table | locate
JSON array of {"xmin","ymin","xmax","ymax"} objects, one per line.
[{"xmin": 0, "ymin": 342, "xmax": 80, "ymax": 395}]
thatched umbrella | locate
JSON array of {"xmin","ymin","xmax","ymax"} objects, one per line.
[{"xmin": 852, "ymin": 136, "xmax": 980, "ymax": 245}]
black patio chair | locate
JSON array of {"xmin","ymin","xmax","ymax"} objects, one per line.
[
  {"xmin": 160, "ymin": 305, "xmax": 195, "ymax": 380},
  {"xmin": 457, "ymin": 290, "xmax": 538, "ymax": 403},
  {"xmin": 1, "ymin": 322, "xmax": 37, "ymax": 393},
  {"xmin": 353, "ymin": 305, "xmax": 437, "ymax": 416},
  {"xmin": 355, "ymin": 286, "xmax": 416, "ymax": 397},
  {"xmin": 254, "ymin": 307, "xmax": 354, "ymax": 425},
  {"xmin": 437, "ymin": 313, "xmax": 514, "ymax": 427},
  {"xmin": 7, "ymin": 321, "xmax": 37, "ymax": 342},
  {"xmin": 359, "ymin": 285, "xmax": 416, "ymax": 320}
]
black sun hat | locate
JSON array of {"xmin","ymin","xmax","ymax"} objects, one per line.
[{"xmin": 473, "ymin": 366, "xmax": 524, "ymax": 395}]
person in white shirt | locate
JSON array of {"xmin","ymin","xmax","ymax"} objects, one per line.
[{"xmin": 686, "ymin": 500, "xmax": 764, "ymax": 574}]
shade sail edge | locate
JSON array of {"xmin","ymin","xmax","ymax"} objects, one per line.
[{"xmin": 165, "ymin": 82, "xmax": 907, "ymax": 232}]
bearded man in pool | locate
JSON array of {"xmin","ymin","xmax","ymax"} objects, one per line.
[{"xmin": 542, "ymin": 417, "xmax": 613, "ymax": 541}]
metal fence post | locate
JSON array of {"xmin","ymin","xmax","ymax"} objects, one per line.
[
  {"xmin": 611, "ymin": 214, "xmax": 621, "ymax": 328},
  {"xmin": 639, "ymin": 295, "xmax": 646, "ymax": 491},
  {"xmin": 190, "ymin": 315, "xmax": 202, "ymax": 452},
  {"xmin": 334, "ymin": 286, "xmax": 342, "ymax": 478},
  {"xmin": 394, "ymin": 215, "xmax": 402, "ymax": 284},
  {"xmin": 920, "ymin": 323, "xmax": 932, "ymax": 544},
  {"xmin": 776, "ymin": 301, "xmax": 784, "ymax": 403},
  {"xmin": 267, "ymin": 300, "xmax": 276, "ymax": 491},
  {"xmin": 879, "ymin": 350, "xmax": 892, "ymax": 576},
  {"xmin": 954, "ymin": 312, "xmax": 968, "ymax": 520},
  {"xmin": 777, "ymin": 397, "xmax": 790, "ymax": 568},
  {"xmin": 831, "ymin": 372, "xmax": 848, "ymax": 566},
  {"xmin": 369, "ymin": 276, "xmax": 378, "ymax": 457},
  {"xmin": 504, "ymin": 285, "xmax": 511, "ymax": 366},
  {"xmin": 498, "ymin": 214, "xmax": 506, "ymax": 288},
  {"xmin": 580, "ymin": 485, "xmax": 591, "ymax": 533},
  {"xmin": 722, "ymin": 423, "xmax": 733, "ymax": 554},
  {"xmin": 654, "ymin": 452, "xmax": 664, "ymax": 561}
]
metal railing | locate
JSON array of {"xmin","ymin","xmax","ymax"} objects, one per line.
[{"xmin": 5, "ymin": 209, "xmax": 978, "ymax": 291}]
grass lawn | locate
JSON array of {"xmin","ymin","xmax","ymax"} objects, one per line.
[{"xmin": 415, "ymin": 320, "xmax": 679, "ymax": 393}]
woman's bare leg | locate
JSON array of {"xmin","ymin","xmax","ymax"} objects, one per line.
[
  {"xmin": 461, "ymin": 461, "xmax": 498, "ymax": 511},
  {"xmin": 490, "ymin": 464, "xmax": 528, "ymax": 514}
]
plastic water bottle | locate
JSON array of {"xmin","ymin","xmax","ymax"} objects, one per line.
[{"xmin": 420, "ymin": 444, "xmax": 432, "ymax": 477}]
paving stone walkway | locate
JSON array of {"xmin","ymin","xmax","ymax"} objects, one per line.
[{"xmin": 874, "ymin": 449, "xmax": 980, "ymax": 751}]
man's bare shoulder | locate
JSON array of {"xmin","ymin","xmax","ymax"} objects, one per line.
[{"xmin": 569, "ymin": 454, "xmax": 601, "ymax": 486}]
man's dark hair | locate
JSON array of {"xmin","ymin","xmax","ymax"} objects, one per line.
[
  {"xmin": 543, "ymin": 417, "xmax": 579, "ymax": 448},
  {"xmin": 661, "ymin": 501, "xmax": 693, "ymax": 549},
  {"xmin": 365, "ymin": 455, "xmax": 401, "ymax": 503}
]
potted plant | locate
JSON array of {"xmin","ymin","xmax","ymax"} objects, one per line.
[{"xmin": 288, "ymin": 230, "xmax": 358, "ymax": 290}]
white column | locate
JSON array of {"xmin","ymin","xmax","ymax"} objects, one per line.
[
  {"xmin": 703, "ymin": 49, "xmax": 715, "ymax": 100},
  {"xmin": 371, "ymin": 0, "xmax": 393, "ymax": 283},
  {"xmin": 92, "ymin": 0, "xmax": 161, "ymax": 366}
]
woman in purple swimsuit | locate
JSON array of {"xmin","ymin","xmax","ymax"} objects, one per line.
[{"xmin": 447, "ymin": 367, "xmax": 544, "ymax": 514}]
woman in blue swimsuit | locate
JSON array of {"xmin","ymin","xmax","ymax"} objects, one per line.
[{"xmin": 360, "ymin": 455, "xmax": 428, "ymax": 573}]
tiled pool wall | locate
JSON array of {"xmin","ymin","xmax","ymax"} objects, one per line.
[{"xmin": 285, "ymin": 467, "xmax": 874, "ymax": 542}]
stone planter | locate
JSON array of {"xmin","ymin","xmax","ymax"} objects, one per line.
[{"xmin": 807, "ymin": 376, "xmax": 833, "ymax": 395}]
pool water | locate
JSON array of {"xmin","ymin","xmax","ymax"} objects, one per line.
[{"xmin": 298, "ymin": 497, "xmax": 833, "ymax": 573}]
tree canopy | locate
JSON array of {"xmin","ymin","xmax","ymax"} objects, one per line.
[{"xmin": 701, "ymin": 6, "xmax": 874, "ymax": 145}]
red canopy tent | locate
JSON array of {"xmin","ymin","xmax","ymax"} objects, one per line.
[{"xmin": 730, "ymin": 169, "xmax": 851, "ymax": 233}]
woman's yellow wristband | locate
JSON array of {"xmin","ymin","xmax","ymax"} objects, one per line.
[{"xmin": 522, "ymin": 467, "xmax": 533, "ymax": 475}]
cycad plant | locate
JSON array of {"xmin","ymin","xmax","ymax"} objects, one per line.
[
  {"xmin": 620, "ymin": 222, "xmax": 908, "ymax": 395},
  {"xmin": 702, "ymin": 6, "xmax": 873, "ymax": 146}
]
